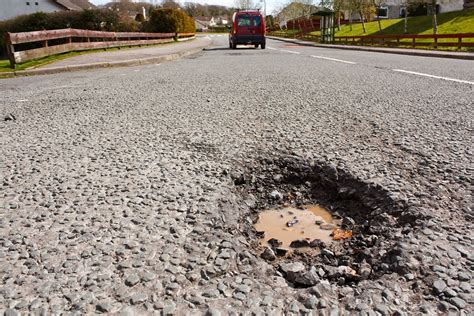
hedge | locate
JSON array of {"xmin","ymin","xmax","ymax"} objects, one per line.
[
  {"xmin": 142, "ymin": 8, "xmax": 195, "ymax": 33},
  {"xmin": 0, "ymin": 10, "xmax": 138, "ymax": 58}
]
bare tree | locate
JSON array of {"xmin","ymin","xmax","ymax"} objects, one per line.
[
  {"xmin": 352, "ymin": 0, "xmax": 372, "ymax": 33},
  {"xmin": 332, "ymin": 0, "xmax": 344, "ymax": 31},
  {"xmin": 339, "ymin": 0, "xmax": 358, "ymax": 31},
  {"xmin": 161, "ymin": 0, "xmax": 180, "ymax": 9},
  {"xmin": 403, "ymin": 0, "xmax": 408, "ymax": 33},
  {"xmin": 430, "ymin": 0, "xmax": 437, "ymax": 34},
  {"xmin": 372, "ymin": 0, "xmax": 382, "ymax": 31},
  {"xmin": 234, "ymin": 0, "xmax": 257, "ymax": 10}
]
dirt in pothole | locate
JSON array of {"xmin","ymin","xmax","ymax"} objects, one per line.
[{"xmin": 255, "ymin": 205, "xmax": 340, "ymax": 248}]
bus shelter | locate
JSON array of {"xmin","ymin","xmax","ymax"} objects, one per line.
[{"xmin": 312, "ymin": 8, "xmax": 335, "ymax": 43}]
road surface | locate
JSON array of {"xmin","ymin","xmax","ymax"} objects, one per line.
[{"xmin": 1, "ymin": 35, "xmax": 472, "ymax": 314}]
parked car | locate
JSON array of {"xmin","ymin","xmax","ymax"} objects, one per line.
[{"xmin": 229, "ymin": 10, "xmax": 266, "ymax": 49}]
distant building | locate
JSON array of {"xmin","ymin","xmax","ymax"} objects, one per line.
[
  {"xmin": 276, "ymin": 2, "xmax": 320, "ymax": 28},
  {"xmin": 194, "ymin": 16, "xmax": 216, "ymax": 32},
  {"xmin": 216, "ymin": 16, "xmax": 229, "ymax": 25},
  {"xmin": 344, "ymin": 0, "xmax": 466, "ymax": 20},
  {"xmin": 0, "ymin": 0, "xmax": 96, "ymax": 21}
]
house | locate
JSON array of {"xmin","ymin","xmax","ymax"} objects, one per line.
[
  {"xmin": 102, "ymin": 2, "xmax": 153, "ymax": 21},
  {"xmin": 194, "ymin": 16, "xmax": 217, "ymax": 32},
  {"xmin": 216, "ymin": 16, "xmax": 229, "ymax": 25},
  {"xmin": 344, "ymin": 0, "xmax": 466, "ymax": 20},
  {"xmin": 276, "ymin": 2, "xmax": 320, "ymax": 28},
  {"xmin": 0, "ymin": 0, "xmax": 96, "ymax": 21}
]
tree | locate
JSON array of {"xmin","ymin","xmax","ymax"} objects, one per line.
[
  {"xmin": 234, "ymin": 0, "xmax": 257, "ymax": 10},
  {"xmin": 430, "ymin": 0, "xmax": 437, "ymax": 34},
  {"xmin": 372, "ymin": 0, "xmax": 382, "ymax": 31},
  {"xmin": 351, "ymin": 0, "xmax": 376, "ymax": 33},
  {"xmin": 332, "ymin": 0, "xmax": 345, "ymax": 31},
  {"xmin": 161, "ymin": 0, "xmax": 181, "ymax": 9}
]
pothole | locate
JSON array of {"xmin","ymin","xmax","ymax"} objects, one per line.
[
  {"xmin": 255, "ymin": 204, "xmax": 352, "ymax": 251},
  {"xmin": 235, "ymin": 155, "xmax": 426, "ymax": 288}
]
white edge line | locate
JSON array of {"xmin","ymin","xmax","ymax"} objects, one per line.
[
  {"xmin": 310, "ymin": 55, "xmax": 356, "ymax": 64},
  {"xmin": 281, "ymin": 50, "xmax": 301, "ymax": 55},
  {"xmin": 392, "ymin": 69, "xmax": 474, "ymax": 85}
]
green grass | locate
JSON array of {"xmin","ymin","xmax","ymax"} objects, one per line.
[
  {"xmin": 328, "ymin": 9, "xmax": 474, "ymax": 36},
  {"xmin": 0, "ymin": 51, "xmax": 87, "ymax": 72},
  {"xmin": 0, "ymin": 40, "xmax": 181, "ymax": 73},
  {"xmin": 269, "ymin": 10, "xmax": 474, "ymax": 50}
]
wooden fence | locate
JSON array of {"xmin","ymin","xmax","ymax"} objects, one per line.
[
  {"xmin": 268, "ymin": 31, "xmax": 474, "ymax": 50},
  {"xmin": 334, "ymin": 33, "xmax": 474, "ymax": 49},
  {"xmin": 4, "ymin": 28, "xmax": 196, "ymax": 68}
]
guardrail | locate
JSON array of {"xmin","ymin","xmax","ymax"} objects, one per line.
[
  {"xmin": 334, "ymin": 33, "xmax": 474, "ymax": 49},
  {"xmin": 268, "ymin": 31, "xmax": 474, "ymax": 50},
  {"xmin": 4, "ymin": 28, "xmax": 196, "ymax": 68},
  {"xmin": 268, "ymin": 31, "xmax": 322, "ymax": 43}
]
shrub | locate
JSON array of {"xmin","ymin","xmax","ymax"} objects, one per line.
[
  {"xmin": 143, "ymin": 8, "xmax": 195, "ymax": 33},
  {"xmin": 0, "ymin": 9, "xmax": 138, "ymax": 58},
  {"xmin": 135, "ymin": 13, "xmax": 145, "ymax": 22}
]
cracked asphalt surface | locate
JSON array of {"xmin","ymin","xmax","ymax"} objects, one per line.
[{"xmin": 1, "ymin": 35, "xmax": 473, "ymax": 314}]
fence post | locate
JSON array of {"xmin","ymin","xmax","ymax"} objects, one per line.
[
  {"xmin": 174, "ymin": 33, "xmax": 179, "ymax": 41},
  {"xmin": 434, "ymin": 35, "xmax": 437, "ymax": 49},
  {"xmin": 5, "ymin": 32, "xmax": 16, "ymax": 69},
  {"xmin": 412, "ymin": 37, "xmax": 415, "ymax": 48},
  {"xmin": 458, "ymin": 36, "xmax": 462, "ymax": 50}
]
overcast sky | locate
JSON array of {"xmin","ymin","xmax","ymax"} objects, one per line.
[{"xmin": 89, "ymin": 0, "xmax": 285, "ymax": 15}]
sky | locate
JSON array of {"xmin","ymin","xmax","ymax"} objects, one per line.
[{"xmin": 88, "ymin": 0, "xmax": 285, "ymax": 15}]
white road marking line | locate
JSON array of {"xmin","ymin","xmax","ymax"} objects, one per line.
[
  {"xmin": 267, "ymin": 47, "xmax": 277, "ymax": 50},
  {"xmin": 392, "ymin": 69, "xmax": 474, "ymax": 85},
  {"xmin": 281, "ymin": 50, "xmax": 301, "ymax": 55},
  {"xmin": 310, "ymin": 55, "xmax": 356, "ymax": 64},
  {"xmin": 16, "ymin": 99, "xmax": 29, "ymax": 102},
  {"xmin": 134, "ymin": 69, "xmax": 140, "ymax": 72}
]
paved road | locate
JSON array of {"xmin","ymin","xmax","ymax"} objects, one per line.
[{"xmin": 1, "ymin": 36, "xmax": 472, "ymax": 315}]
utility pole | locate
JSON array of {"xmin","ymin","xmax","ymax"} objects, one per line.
[{"xmin": 260, "ymin": 0, "xmax": 266, "ymax": 17}]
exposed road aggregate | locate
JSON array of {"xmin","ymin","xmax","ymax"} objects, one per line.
[{"xmin": 1, "ymin": 36, "xmax": 473, "ymax": 315}]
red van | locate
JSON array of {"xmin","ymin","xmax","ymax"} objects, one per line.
[{"xmin": 229, "ymin": 10, "xmax": 266, "ymax": 49}]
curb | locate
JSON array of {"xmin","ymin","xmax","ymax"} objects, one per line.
[
  {"xmin": 267, "ymin": 36, "xmax": 474, "ymax": 60},
  {"xmin": 0, "ymin": 40, "xmax": 208, "ymax": 79}
]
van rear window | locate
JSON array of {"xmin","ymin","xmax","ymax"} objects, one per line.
[{"xmin": 237, "ymin": 15, "xmax": 262, "ymax": 27}]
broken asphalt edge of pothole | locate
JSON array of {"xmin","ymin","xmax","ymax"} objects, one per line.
[{"xmin": 232, "ymin": 154, "xmax": 434, "ymax": 288}]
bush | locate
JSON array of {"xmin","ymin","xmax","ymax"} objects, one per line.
[
  {"xmin": 143, "ymin": 8, "xmax": 195, "ymax": 33},
  {"xmin": 207, "ymin": 26, "xmax": 228, "ymax": 33},
  {"xmin": 408, "ymin": 3, "xmax": 428, "ymax": 16},
  {"xmin": 0, "ymin": 9, "xmax": 138, "ymax": 58}
]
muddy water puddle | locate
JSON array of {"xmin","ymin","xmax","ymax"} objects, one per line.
[{"xmin": 255, "ymin": 205, "xmax": 342, "ymax": 249}]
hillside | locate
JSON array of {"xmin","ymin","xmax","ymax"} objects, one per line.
[{"xmin": 318, "ymin": 9, "xmax": 474, "ymax": 36}]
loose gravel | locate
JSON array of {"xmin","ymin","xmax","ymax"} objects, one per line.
[{"xmin": 0, "ymin": 38, "xmax": 473, "ymax": 314}]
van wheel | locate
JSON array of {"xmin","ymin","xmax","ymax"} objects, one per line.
[
  {"xmin": 261, "ymin": 43, "xmax": 266, "ymax": 49},
  {"xmin": 232, "ymin": 43, "xmax": 237, "ymax": 49},
  {"xmin": 229, "ymin": 42, "xmax": 232, "ymax": 49},
  {"xmin": 254, "ymin": 44, "xmax": 259, "ymax": 48}
]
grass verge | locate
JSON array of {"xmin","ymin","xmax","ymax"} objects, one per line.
[
  {"xmin": 0, "ymin": 40, "xmax": 181, "ymax": 73},
  {"xmin": 270, "ymin": 10, "xmax": 474, "ymax": 50}
]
